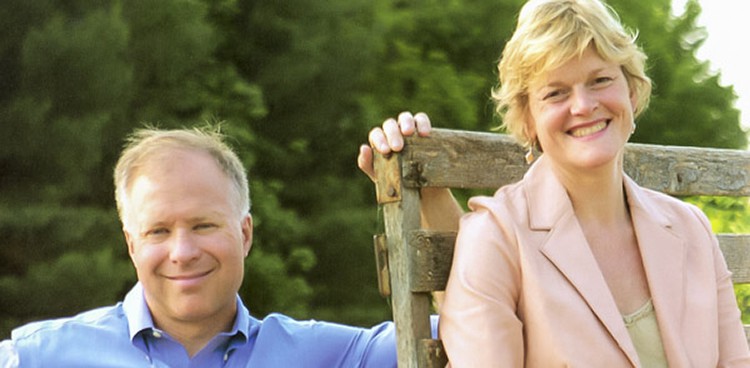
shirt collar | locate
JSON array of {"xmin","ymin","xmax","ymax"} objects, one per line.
[
  {"xmin": 122, "ymin": 282, "xmax": 253, "ymax": 343},
  {"xmin": 227, "ymin": 295, "xmax": 252, "ymax": 343},
  {"xmin": 123, "ymin": 282, "xmax": 155, "ymax": 342}
]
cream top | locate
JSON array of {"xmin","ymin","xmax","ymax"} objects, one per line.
[{"xmin": 623, "ymin": 299, "xmax": 668, "ymax": 367}]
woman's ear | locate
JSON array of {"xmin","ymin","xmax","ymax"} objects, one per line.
[
  {"xmin": 627, "ymin": 77, "xmax": 640, "ymax": 113},
  {"xmin": 523, "ymin": 110, "xmax": 537, "ymax": 146}
]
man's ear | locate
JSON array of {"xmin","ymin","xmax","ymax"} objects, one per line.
[
  {"xmin": 123, "ymin": 228, "xmax": 138, "ymax": 267},
  {"xmin": 242, "ymin": 214, "xmax": 253, "ymax": 257}
]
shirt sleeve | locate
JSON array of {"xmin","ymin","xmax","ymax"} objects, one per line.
[
  {"xmin": 250, "ymin": 314, "xmax": 398, "ymax": 368},
  {"xmin": 355, "ymin": 315, "xmax": 438, "ymax": 367},
  {"xmin": 0, "ymin": 340, "xmax": 19, "ymax": 368},
  {"xmin": 356, "ymin": 321, "xmax": 397, "ymax": 368}
]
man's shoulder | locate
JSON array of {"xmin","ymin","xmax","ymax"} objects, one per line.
[
  {"xmin": 247, "ymin": 313, "xmax": 398, "ymax": 367},
  {"xmin": 257, "ymin": 313, "xmax": 372, "ymax": 334},
  {"xmin": 7, "ymin": 302, "xmax": 153, "ymax": 366},
  {"xmin": 12, "ymin": 303, "xmax": 126, "ymax": 343},
  {"xmin": 260, "ymin": 313, "xmax": 393, "ymax": 330},
  {"xmin": 253, "ymin": 313, "xmax": 396, "ymax": 347}
]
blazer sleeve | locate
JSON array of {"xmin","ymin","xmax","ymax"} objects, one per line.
[
  {"xmin": 439, "ymin": 204, "xmax": 524, "ymax": 368},
  {"xmin": 690, "ymin": 205, "xmax": 750, "ymax": 366}
]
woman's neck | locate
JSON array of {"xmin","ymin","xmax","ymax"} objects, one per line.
[{"xmin": 552, "ymin": 158, "xmax": 628, "ymax": 227}]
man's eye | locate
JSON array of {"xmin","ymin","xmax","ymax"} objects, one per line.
[
  {"xmin": 195, "ymin": 223, "xmax": 216, "ymax": 231},
  {"xmin": 147, "ymin": 228, "xmax": 168, "ymax": 237}
]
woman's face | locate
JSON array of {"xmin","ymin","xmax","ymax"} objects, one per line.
[{"xmin": 526, "ymin": 45, "xmax": 636, "ymax": 175}]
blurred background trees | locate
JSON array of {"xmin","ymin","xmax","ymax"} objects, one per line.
[{"xmin": 1, "ymin": 0, "xmax": 746, "ymax": 337}]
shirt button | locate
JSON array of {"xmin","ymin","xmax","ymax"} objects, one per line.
[{"xmin": 152, "ymin": 330, "xmax": 163, "ymax": 338}]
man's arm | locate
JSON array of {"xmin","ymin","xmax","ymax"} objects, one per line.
[{"xmin": 357, "ymin": 111, "xmax": 463, "ymax": 232}]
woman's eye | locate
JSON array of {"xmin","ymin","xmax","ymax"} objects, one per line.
[
  {"xmin": 543, "ymin": 89, "xmax": 565, "ymax": 101},
  {"xmin": 593, "ymin": 76, "xmax": 613, "ymax": 85}
]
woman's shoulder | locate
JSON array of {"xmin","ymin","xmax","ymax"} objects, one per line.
[
  {"xmin": 636, "ymin": 185, "xmax": 705, "ymax": 218},
  {"xmin": 468, "ymin": 180, "xmax": 527, "ymax": 214},
  {"xmin": 632, "ymin": 185, "xmax": 711, "ymax": 236},
  {"xmin": 462, "ymin": 180, "xmax": 530, "ymax": 234}
]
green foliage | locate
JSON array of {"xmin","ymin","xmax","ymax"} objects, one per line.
[
  {"xmin": 613, "ymin": 0, "xmax": 746, "ymax": 149},
  {"xmin": 0, "ymin": 248, "xmax": 134, "ymax": 337},
  {"xmin": 687, "ymin": 196, "xmax": 750, "ymax": 234},
  {"xmin": 242, "ymin": 247, "xmax": 315, "ymax": 318},
  {"xmin": 21, "ymin": 6, "xmax": 132, "ymax": 116},
  {"xmin": 736, "ymin": 285, "xmax": 750, "ymax": 324},
  {"xmin": 0, "ymin": 204, "xmax": 122, "ymax": 274},
  {"xmin": 1, "ymin": 0, "xmax": 747, "ymax": 339},
  {"xmin": 0, "ymin": 248, "xmax": 133, "ymax": 316},
  {"xmin": 121, "ymin": 0, "xmax": 218, "ymax": 121},
  {"xmin": 361, "ymin": 39, "xmax": 485, "ymax": 130},
  {"xmin": 686, "ymin": 196, "xmax": 750, "ymax": 321}
]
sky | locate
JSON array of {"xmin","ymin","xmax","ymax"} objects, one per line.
[{"xmin": 671, "ymin": 0, "xmax": 750, "ymax": 129}]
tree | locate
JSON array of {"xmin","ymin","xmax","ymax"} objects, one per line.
[
  {"xmin": 1, "ymin": 0, "xmax": 746, "ymax": 338},
  {"xmin": 614, "ymin": 0, "xmax": 746, "ymax": 149},
  {"xmin": 0, "ymin": 0, "xmax": 299, "ymax": 337}
]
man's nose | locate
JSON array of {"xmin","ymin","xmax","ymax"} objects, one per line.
[{"xmin": 169, "ymin": 229, "xmax": 201, "ymax": 263}]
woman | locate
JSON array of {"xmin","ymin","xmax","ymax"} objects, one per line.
[{"xmin": 360, "ymin": 0, "xmax": 750, "ymax": 366}]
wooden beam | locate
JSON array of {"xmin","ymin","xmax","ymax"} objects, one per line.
[{"xmin": 400, "ymin": 128, "xmax": 750, "ymax": 196}]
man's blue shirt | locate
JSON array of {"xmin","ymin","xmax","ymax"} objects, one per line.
[{"xmin": 0, "ymin": 283, "xmax": 400, "ymax": 367}]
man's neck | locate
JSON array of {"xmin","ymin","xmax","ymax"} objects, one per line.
[{"xmin": 151, "ymin": 306, "xmax": 238, "ymax": 357}]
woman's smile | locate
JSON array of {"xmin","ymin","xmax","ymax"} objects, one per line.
[{"xmin": 569, "ymin": 120, "xmax": 608, "ymax": 138}]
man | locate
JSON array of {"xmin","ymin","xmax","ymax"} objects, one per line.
[{"xmin": 0, "ymin": 122, "xmax": 445, "ymax": 367}]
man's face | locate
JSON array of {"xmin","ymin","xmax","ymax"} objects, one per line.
[{"xmin": 122, "ymin": 148, "xmax": 252, "ymax": 330}]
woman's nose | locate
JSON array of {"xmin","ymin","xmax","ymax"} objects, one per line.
[{"xmin": 570, "ymin": 87, "xmax": 598, "ymax": 115}]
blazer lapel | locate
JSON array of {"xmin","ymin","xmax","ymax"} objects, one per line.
[
  {"xmin": 525, "ymin": 158, "xmax": 640, "ymax": 366},
  {"xmin": 624, "ymin": 176, "xmax": 688, "ymax": 366}
]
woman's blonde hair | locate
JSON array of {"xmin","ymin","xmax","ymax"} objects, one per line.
[{"xmin": 492, "ymin": 0, "xmax": 652, "ymax": 148}]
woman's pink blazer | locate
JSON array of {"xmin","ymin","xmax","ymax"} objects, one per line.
[{"xmin": 440, "ymin": 156, "xmax": 750, "ymax": 367}]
